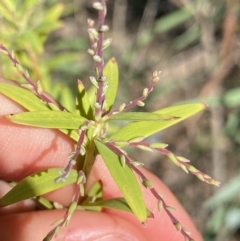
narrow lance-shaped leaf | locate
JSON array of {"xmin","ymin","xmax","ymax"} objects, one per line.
[
  {"xmin": 83, "ymin": 197, "xmax": 152, "ymax": 217},
  {"xmin": 94, "ymin": 140, "xmax": 147, "ymax": 222},
  {"xmin": 110, "ymin": 103, "xmax": 206, "ymax": 143},
  {"xmin": 0, "ymin": 83, "xmax": 80, "ymax": 141},
  {"xmin": 85, "ymin": 181, "xmax": 103, "ymax": 199},
  {"xmin": 103, "ymin": 58, "xmax": 119, "ymax": 113},
  {"xmin": 75, "ymin": 80, "xmax": 94, "ymax": 119},
  {"xmin": 0, "ymin": 83, "xmax": 49, "ymax": 111},
  {"xmin": 0, "ymin": 168, "xmax": 78, "ymax": 206},
  {"xmin": 5, "ymin": 110, "xmax": 87, "ymax": 129},
  {"xmin": 83, "ymin": 197, "xmax": 133, "ymax": 213},
  {"xmin": 86, "ymin": 85, "xmax": 96, "ymax": 109},
  {"xmin": 108, "ymin": 112, "xmax": 180, "ymax": 121},
  {"xmin": 57, "ymin": 84, "xmax": 76, "ymax": 113}
]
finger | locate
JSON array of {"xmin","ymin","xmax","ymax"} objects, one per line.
[
  {"xmin": 0, "ymin": 87, "xmax": 76, "ymax": 207},
  {"xmin": 0, "ymin": 86, "xmax": 202, "ymax": 240},
  {"xmin": 0, "ymin": 210, "xmax": 148, "ymax": 241},
  {"xmin": 89, "ymin": 156, "xmax": 202, "ymax": 241},
  {"xmin": 0, "ymin": 181, "xmax": 36, "ymax": 215},
  {"xmin": 0, "ymin": 93, "xmax": 74, "ymax": 181}
]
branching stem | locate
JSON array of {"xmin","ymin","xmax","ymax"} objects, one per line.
[
  {"xmin": 0, "ymin": 44, "xmax": 64, "ymax": 110},
  {"xmin": 106, "ymin": 142, "xmax": 193, "ymax": 240}
]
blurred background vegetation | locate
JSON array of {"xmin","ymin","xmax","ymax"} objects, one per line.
[{"xmin": 0, "ymin": 0, "xmax": 240, "ymax": 240}]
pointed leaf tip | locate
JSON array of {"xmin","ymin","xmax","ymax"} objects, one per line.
[
  {"xmin": 94, "ymin": 140, "xmax": 147, "ymax": 222},
  {"xmin": 110, "ymin": 103, "xmax": 207, "ymax": 142},
  {"xmin": 0, "ymin": 168, "xmax": 78, "ymax": 206},
  {"xmin": 103, "ymin": 58, "xmax": 119, "ymax": 113},
  {"xmin": 5, "ymin": 110, "xmax": 86, "ymax": 129}
]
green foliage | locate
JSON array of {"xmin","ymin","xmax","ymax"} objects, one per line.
[
  {"xmin": 0, "ymin": 1, "xmax": 221, "ymax": 241},
  {"xmin": 6, "ymin": 110, "xmax": 87, "ymax": 129},
  {"xmin": 110, "ymin": 103, "xmax": 206, "ymax": 142},
  {"xmin": 0, "ymin": 0, "xmax": 84, "ymax": 105},
  {"xmin": 204, "ymin": 173, "xmax": 240, "ymax": 240},
  {"xmin": 0, "ymin": 168, "xmax": 78, "ymax": 206},
  {"xmin": 0, "ymin": 83, "xmax": 49, "ymax": 111},
  {"xmin": 95, "ymin": 140, "xmax": 148, "ymax": 222},
  {"xmin": 103, "ymin": 58, "xmax": 119, "ymax": 113}
]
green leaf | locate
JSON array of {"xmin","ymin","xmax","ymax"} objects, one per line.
[
  {"xmin": 86, "ymin": 181, "xmax": 103, "ymax": 199},
  {"xmin": 22, "ymin": 30, "xmax": 43, "ymax": 53},
  {"xmin": 0, "ymin": 83, "xmax": 49, "ymax": 111},
  {"xmin": 154, "ymin": 7, "xmax": 194, "ymax": 34},
  {"xmin": 110, "ymin": 103, "xmax": 206, "ymax": 142},
  {"xmin": 5, "ymin": 110, "xmax": 87, "ymax": 129},
  {"xmin": 57, "ymin": 84, "xmax": 75, "ymax": 113},
  {"xmin": 108, "ymin": 112, "xmax": 180, "ymax": 121},
  {"xmin": 103, "ymin": 58, "xmax": 119, "ymax": 113},
  {"xmin": 44, "ymin": 3, "xmax": 64, "ymax": 22},
  {"xmin": 0, "ymin": 168, "xmax": 78, "ymax": 206},
  {"xmin": 94, "ymin": 140, "xmax": 147, "ymax": 222},
  {"xmin": 83, "ymin": 197, "xmax": 133, "ymax": 213},
  {"xmin": 76, "ymin": 80, "xmax": 94, "ymax": 119},
  {"xmin": 87, "ymin": 85, "xmax": 96, "ymax": 109},
  {"xmin": 0, "ymin": 83, "xmax": 79, "ymax": 141}
]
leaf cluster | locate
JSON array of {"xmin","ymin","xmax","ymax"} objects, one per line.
[{"xmin": 0, "ymin": 1, "xmax": 220, "ymax": 241}]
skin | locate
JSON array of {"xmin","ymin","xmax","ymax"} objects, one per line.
[{"xmin": 0, "ymin": 81, "xmax": 202, "ymax": 241}]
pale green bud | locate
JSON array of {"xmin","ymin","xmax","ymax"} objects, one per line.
[
  {"xmin": 152, "ymin": 77, "xmax": 159, "ymax": 83},
  {"xmin": 137, "ymin": 145, "xmax": 153, "ymax": 152},
  {"xmin": 174, "ymin": 222, "xmax": 182, "ymax": 231},
  {"xmin": 103, "ymin": 38, "xmax": 112, "ymax": 49},
  {"xmin": 177, "ymin": 156, "xmax": 190, "ymax": 163},
  {"xmin": 120, "ymin": 155, "xmax": 126, "ymax": 167},
  {"xmin": 94, "ymin": 102, "xmax": 101, "ymax": 109},
  {"xmin": 80, "ymin": 146, "xmax": 86, "ymax": 156},
  {"xmin": 11, "ymin": 50, "xmax": 15, "ymax": 59},
  {"xmin": 188, "ymin": 165, "xmax": 197, "ymax": 172},
  {"xmin": 87, "ymin": 49, "xmax": 95, "ymax": 55},
  {"xmin": 93, "ymin": 55, "xmax": 102, "ymax": 63},
  {"xmin": 131, "ymin": 161, "xmax": 144, "ymax": 167},
  {"xmin": 142, "ymin": 88, "xmax": 148, "ymax": 97},
  {"xmin": 37, "ymin": 80, "xmax": 43, "ymax": 94},
  {"xmin": 87, "ymin": 18, "xmax": 95, "ymax": 27},
  {"xmin": 183, "ymin": 228, "xmax": 191, "ymax": 235},
  {"xmin": 166, "ymin": 206, "xmax": 175, "ymax": 212},
  {"xmin": 142, "ymin": 179, "xmax": 153, "ymax": 188},
  {"xmin": 99, "ymin": 25, "xmax": 109, "ymax": 32},
  {"xmin": 149, "ymin": 143, "xmax": 168, "ymax": 149},
  {"xmin": 152, "ymin": 71, "xmax": 158, "ymax": 78},
  {"xmin": 90, "ymin": 76, "xmax": 99, "ymax": 88},
  {"xmin": 51, "ymin": 217, "xmax": 64, "ymax": 226},
  {"xmin": 157, "ymin": 200, "xmax": 163, "ymax": 211},
  {"xmin": 68, "ymin": 201, "xmax": 78, "ymax": 216},
  {"xmin": 55, "ymin": 226, "xmax": 61, "ymax": 236},
  {"xmin": 99, "ymin": 75, "xmax": 107, "ymax": 81},
  {"xmin": 118, "ymin": 103, "xmax": 126, "ymax": 112},
  {"xmin": 16, "ymin": 63, "xmax": 24, "ymax": 73},
  {"xmin": 180, "ymin": 164, "xmax": 189, "ymax": 173},
  {"xmin": 88, "ymin": 28, "xmax": 99, "ymax": 39},
  {"xmin": 25, "ymin": 70, "xmax": 30, "ymax": 78},
  {"xmin": 137, "ymin": 100, "xmax": 145, "ymax": 107},
  {"xmin": 20, "ymin": 83, "xmax": 34, "ymax": 91},
  {"xmin": 68, "ymin": 151, "xmax": 76, "ymax": 159},
  {"xmin": 93, "ymin": 2, "xmax": 104, "ymax": 10}
]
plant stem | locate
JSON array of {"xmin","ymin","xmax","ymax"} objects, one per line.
[{"xmin": 94, "ymin": 0, "xmax": 107, "ymax": 120}]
